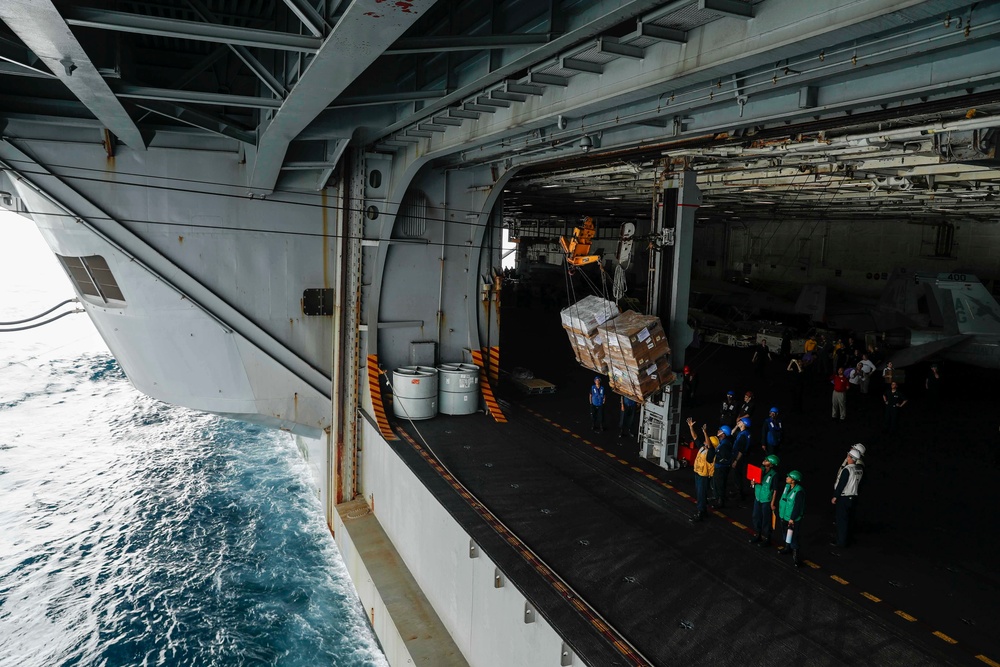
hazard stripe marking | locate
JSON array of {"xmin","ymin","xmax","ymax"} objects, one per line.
[
  {"xmin": 933, "ymin": 631, "xmax": 958, "ymax": 644},
  {"xmin": 830, "ymin": 575, "xmax": 849, "ymax": 585},
  {"xmin": 731, "ymin": 522, "xmax": 748, "ymax": 530},
  {"xmin": 896, "ymin": 611, "xmax": 918, "ymax": 622},
  {"xmin": 861, "ymin": 592, "xmax": 881, "ymax": 603},
  {"xmin": 976, "ymin": 655, "xmax": 1000, "ymax": 667},
  {"xmin": 366, "ymin": 354, "xmax": 397, "ymax": 440},
  {"xmin": 471, "ymin": 349, "xmax": 507, "ymax": 423},
  {"xmin": 803, "ymin": 560, "xmax": 820, "ymax": 569}
]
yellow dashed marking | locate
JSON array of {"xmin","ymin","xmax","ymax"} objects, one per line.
[
  {"xmin": 605, "ymin": 451, "xmax": 616, "ymax": 458},
  {"xmin": 711, "ymin": 510, "xmax": 725, "ymax": 518},
  {"xmin": 677, "ymin": 492, "xmax": 690, "ymax": 498},
  {"xmin": 895, "ymin": 611, "xmax": 918, "ymax": 622},
  {"xmin": 617, "ymin": 458, "xmax": 628, "ymax": 464},
  {"xmin": 645, "ymin": 474, "xmax": 658, "ymax": 480},
  {"xmin": 732, "ymin": 521, "xmax": 748, "ymax": 530},
  {"xmin": 631, "ymin": 466, "xmax": 643, "ymax": 472},
  {"xmin": 830, "ymin": 575, "xmax": 849, "ymax": 585},
  {"xmin": 861, "ymin": 592, "xmax": 882, "ymax": 603},
  {"xmin": 593, "ymin": 446, "xmax": 603, "ymax": 452},
  {"xmin": 804, "ymin": 560, "xmax": 820, "ymax": 569},
  {"xmin": 976, "ymin": 655, "xmax": 1000, "ymax": 667},
  {"xmin": 933, "ymin": 631, "xmax": 958, "ymax": 644},
  {"xmin": 561, "ymin": 428, "xmax": 570, "ymax": 433},
  {"xmin": 583, "ymin": 440, "xmax": 592, "ymax": 445},
  {"xmin": 572, "ymin": 433, "xmax": 581, "ymax": 439},
  {"xmin": 664, "ymin": 484, "xmax": 674, "ymax": 490}
]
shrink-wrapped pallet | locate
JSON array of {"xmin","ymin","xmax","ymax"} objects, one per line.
[
  {"xmin": 560, "ymin": 295, "xmax": 620, "ymax": 334},
  {"xmin": 561, "ymin": 296, "xmax": 619, "ymax": 374},
  {"xmin": 598, "ymin": 310, "xmax": 675, "ymax": 401}
]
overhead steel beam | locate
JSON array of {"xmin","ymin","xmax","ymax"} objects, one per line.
[
  {"xmin": 385, "ymin": 33, "xmax": 551, "ymax": 54},
  {"xmin": 0, "ymin": 57, "xmax": 55, "ymax": 78},
  {"xmin": 133, "ymin": 100, "xmax": 256, "ymax": 144},
  {"xmin": 184, "ymin": 0, "xmax": 287, "ymax": 99},
  {"xmin": 562, "ymin": 57, "xmax": 604, "ymax": 74},
  {"xmin": 375, "ymin": 0, "xmax": 680, "ymax": 140},
  {"xmin": 328, "ymin": 89, "xmax": 449, "ymax": 109},
  {"xmin": 113, "ymin": 84, "xmax": 283, "ymax": 109},
  {"xmin": 0, "ymin": 1, "xmax": 146, "ymax": 150},
  {"xmin": 249, "ymin": 0, "xmax": 440, "ymax": 192},
  {"xmin": 281, "ymin": 0, "xmax": 328, "ymax": 37},
  {"xmin": 63, "ymin": 7, "xmax": 322, "ymax": 53}
]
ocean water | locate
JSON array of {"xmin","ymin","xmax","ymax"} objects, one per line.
[{"xmin": 0, "ymin": 215, "xmax": 387, "ymax": 667}]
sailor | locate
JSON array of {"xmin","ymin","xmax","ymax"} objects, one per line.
[
  {"xmin": 777, "ymin": 470, "xmax": 805, "ymax": 567},
  {"xmin": 730, "ymin": 417, "xmax": 753, "ymax": 500},
  {"xmin": 749, "ymin": 454, "xmax": 781, "ymax": 547},
  {"xmin": 712, "ymin": 425, "xmax": 734, "ymax": 509},
  {"xmin": 618, "ymin": 394, "xmax": 637, "ymax": 440},
  {"xmin": 686, "ymin": 418, "xmax": 716, "ymax": 522},
  {"xmin": 720, "ymin": 390, "xmax": 738, "ymax": 428},
  {"xmin": 831, "ymin": 447, "xmax": 864, "ymax": 548},
  {"xmin": 589, "ymin": 376, "xmax": 606, "ymax": 432},
  {"xmin": 761, "ymin": 407, "xmax": 783, "ymax": 455}
]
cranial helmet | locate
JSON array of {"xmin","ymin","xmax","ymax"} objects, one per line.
[
  {"xmin": 708, "ymin": 436, "xmax": 720, "ymax": 447},
  {"xmin": 719, "ymin": 425, "xmax": 732, "ymax": 436},
  {"xmin": 848, "ymin": 448, "xmax": 863, "ymax": 461},
  {"xmin": 787, "ymin": 470, "xmax": 802, "ymax": 482},
  {"xmin": 739, "ymin": 417, "xmax": 751, "ymax": 427},
  {"xmin": 769, "ymin": 406, "xmax": 779, "ymax": 414},
  {"xmin": 727, "ymin": 390, "xmax": 735, "ymax": 396},
  {"xmin": 765, "ymin": 454, "xmax": 780, "ymax": 466},
  {"xmin": 853, "ymin": 443, "xmax": 866, "ymax": 456}
]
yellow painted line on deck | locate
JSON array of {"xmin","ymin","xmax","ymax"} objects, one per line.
[
  {"xmin": 605, "ymin": 451, "xmax": 616, "ymax": 458},
  {"xmin": 631, "ymin": 466, "xmax": 643, "ymax": 472},
  {"xmin": 561, "ymin": 428, "xmax": 570, "ymax": 433},
  {"xmin": 895, "ymin": 610, "xmax": 918, "ymax": 622},
  {"xmin": 617, "ymin": 458, "xmax": 628, "ymax": 464},
  {"xmin": 572, "ymin": 433, "xmax": 581, "ymax": 439},
  {"xmin": 861, "ymin": 592, "xmax": 882, "ymax": 603},
  {"xmin": 933, "ymin": 631, "xmax": 958, "ymax": 644},
  {"xmin": 593, "ymin": 446, "xmax": 603, "ymax": 452},
  {"xmin": 677, "ymin": 492, "xmax": 690, "ymax": 498},
  {"xmin": 803, "ymin": 560, "xmax": 820, "ymax": 569},
  {"xmin": 830, "ymin": 575, "xmax": 849, "ymax": 585},
  {"xmin": 976, "ymin": 655, "xmax": 1000, "ymax": 667},
  {"xmin": 711, "ymin": 510, "xmax": 725, "ymax": 518}
]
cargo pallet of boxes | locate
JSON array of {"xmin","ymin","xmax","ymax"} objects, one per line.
[
  {"xmin": 560, "ymin": 295, "xmax": 620, "ymax": 375},
  {"xmin": 561, "ymin": 297, "xmax": 675, "ymax": 402}
]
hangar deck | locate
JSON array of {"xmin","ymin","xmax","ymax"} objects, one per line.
[{"xmin": 385, "ymin": 303, "xmax": 999, "ymax": 666}]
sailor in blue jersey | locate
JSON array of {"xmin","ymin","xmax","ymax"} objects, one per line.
[
  {"xmin": 762, "ymin": 407, "xmax": 783, "ymax": 455},
  {"xmin": 589, "ymin": 376, "xmax": 606, "ymax": 432}
]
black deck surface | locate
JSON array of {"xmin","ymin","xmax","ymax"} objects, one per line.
[{"xmin": 386, "ymin": 300, "xmax": 1000, "ymax": 667}]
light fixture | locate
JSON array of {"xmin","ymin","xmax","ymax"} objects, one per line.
[{"xmin": 579, "ymin": 135, "xmax": 593, "ymax": 152}]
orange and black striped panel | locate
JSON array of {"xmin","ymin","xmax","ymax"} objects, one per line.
[
  {"xmin": 471, "ymin": 349, "xmax": 507, "ymax": 423},
  {"xmin": 366, "ymin": 354, "xmax": 397, "ymax": 440},
  {"xmin": 487, "ymin": 346, "xmax": 500, "ymax": 383}
]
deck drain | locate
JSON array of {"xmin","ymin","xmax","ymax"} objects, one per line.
[
  {"xmin": 680, "ymin": 621, "xmax": 694, "ymax": 630},
  {"xmin": 463, "ymin": 445, "xmax": 472, "ymax": 450},
  {"xmin": 578, "ymin": 539, "xmax": 590, "ymax": 546},
  {"xmin": 541, "ymin": 508, "xmax": 553, "ymax": 515},
  {"xmin": 623, "ymin": 576, "xmax": 637, "ymax": 584},
  {"xmin": 510, "ymin": 483, "xmax": 520, "ymax": 489},
  {"xmin": 484, "ymin": 462, "xmax": 494, "ymax": 468}
]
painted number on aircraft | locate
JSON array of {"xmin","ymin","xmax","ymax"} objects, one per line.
[{"xmin": 945, "ymin": 273, "xmax": 967, "ymax": 281}]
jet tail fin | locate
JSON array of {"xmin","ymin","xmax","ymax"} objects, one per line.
[{"xmin": 931, "ymin": 273, "xmax": 1000, "ymax": 336}]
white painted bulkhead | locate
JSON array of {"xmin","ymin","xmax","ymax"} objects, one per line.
[{"xmin": 352, "ymin": 419, "xmax": 577, "ymax": 667}]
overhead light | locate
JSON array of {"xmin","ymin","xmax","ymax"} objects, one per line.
[
  {"xmin": 579, "ymin": 135, "xmax": 594, "ymax": 152},
  {"xmin": 542, "ymin": 184, "xmax": 560, "ymax": 188},
  {"xmin": 523, "ymin": 203, "xmax": 533, "ymax": 207},
  {"xmin": 604, "ymin": 196, "xmax": 622, "ymax": 200}
]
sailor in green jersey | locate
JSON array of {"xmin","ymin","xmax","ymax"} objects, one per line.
[
  {"xmin": 777, "ymin": 470, "xmax": 805, "ymax": 568},
  {"xmin": 748, "ymin": 455, "xmax": 780, "ymax": 547}
]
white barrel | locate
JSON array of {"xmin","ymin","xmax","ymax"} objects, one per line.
[
  {"xmin": 392, "ymin": 366, "xmax": 438, "ymax": 420},
  {"xmin": 437, "ymin": 363, "xmax": 480, "ymax": 415}
]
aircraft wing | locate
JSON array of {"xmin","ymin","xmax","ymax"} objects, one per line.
[{"xmin": 886, "ymin": 334, "xmax": 971, "ymax": 368}]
